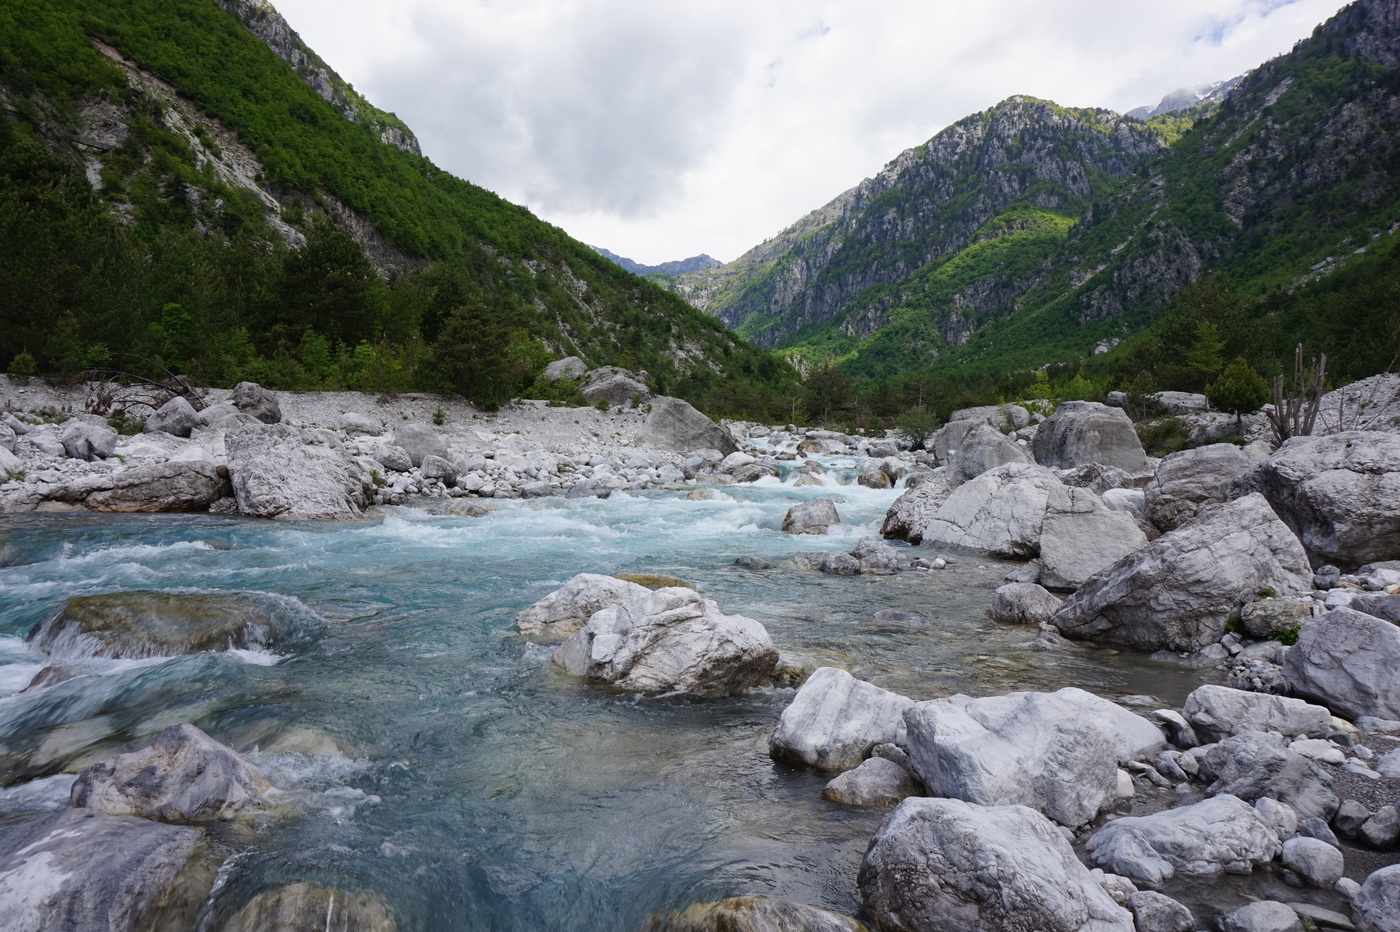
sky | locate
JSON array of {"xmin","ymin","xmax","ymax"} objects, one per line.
[{"xmin": 272, "ymin": 0, "xmax": 1350, "ymax": 266}]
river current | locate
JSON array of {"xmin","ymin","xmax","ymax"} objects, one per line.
[{"xmin": 0, "ymin": 457, "xmax": 1219, "ymax": 930}]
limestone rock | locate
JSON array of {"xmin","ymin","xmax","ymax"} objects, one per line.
[
  {"xmin": 879, "ymin": 475, "xmax": 953, "ymax": 543},
  {"xmin": 1282, "ymin": 836, "xmax": 1345, "ymax": 888},
  {"xmin": 1127, "ymin": 891, "xmax": 1194, "ymax": 932},
  {"xmin": 230, "ymin": 381, "xmax": 282, "ymax": 423},
  {"xmin": 515, "ymin": 573, "xmax": 651, "ymax": 638},
  {"xmin": 391, "ymin": 422, "xmax": 447, "ymax": 467},
  {"xmin": 1182, "ymin": 685, "xmax": 1334, "ymax": 743},
  {"xmin": 373, "ymin": 444, "xmax": 412, "ymax": 473},
  {"xmin": 226, "ymin": 424, "xmax": 373, "ymax": 519},
  {"xmin": 769, "ymin": 667, "xmax": 913, "ymax": 772},
  {"xmin": 638, "ymin": 396, "xmax": 738, "ymax": 457},
  {"xmin": 1031, "ymin": 401, "xmax": 1149, "ymax": 472},
  {"xmin": 1218, "ymin": 902, "xmax": 1302, "ymax": 932},
  {"xmin": 1051, "ymin": 494, "xmax": 1313, "ymax": 652},
  {"xmin": 858, "ymin": 798, "xmax": 1133, "ymax": 932},
  {"xmin": 59, "ymin": 417, "xmax": 118, "ymax": 461},
  {"xmin": 1198, "ymin": 731, "xmax": 1338, "ymax": 821},
  {"xmin": 1355, "ymin": 865, "xmax": 1400, "ymax": 932},
  {"xmin": 1037, "ymin": 485, "xmax": 1147, "ymax": 591},
  {"xmin": 1085, "ymin": 794, "xmax": 1281, "ymax": 888},
  {"xmin": 918, "ymin": 463, "xmax": 1064, "ymax": 558},
  {"xmin": 71, "ymin": 723, "xmax": 271, "ymax": 823},
  {"xmin": 542, "ymin": 356, "xmax": 588, "ymax": 382},
  {"xmin": 650, "ymin": 897, "xmax": 867, "ymax": 932},
  {"xmin": 1241, "ymin": 599, "xmax": 1315, "ymax": 639},
  {"xmin": 1284, "ymin": 607, "xmax": 1400, "ymax": 721},
  {"xmin": 1353, "ymin": 594, "xmax": 1400, "ymax": 624},
  {"xmin": 143, "ymin": 396, "xmax": 198, "ymax": 438},
  {"xmin": 1144, "ymin": 443, "xmax": 1252, "ymax": 532},
  {"xmin": 336, "ymin": 413, "xmax": 382, "ymax": 436},
  {"xmin": 946, "ymin": 424, "xmax": 1030, "ymax": 487},
  {"xmin": 419, "ymin": 454, "xmax": 457, "ymax": 484},
  {"xmin": 987, "ymin": 583, "xmax": 1062, "ymax": 625},
  {"xmin": 551, "ymin": 588, "xmax": 777, "ymax": 693},
  {"xmin": 580, "ymin": 367, "xmax": 651, "ymax": 406},
  {"xmin": 821, "ymin": 756, "xmax": 922, "ymax": 807},
  {"xmin": 782, "ymin": 499, "xmax": 840, "ymax": 535},
  {"xmin": 222, "ymin": 882, "xmax": 396, "ymax": 932},
  {"xmin": 84, "ymin": 461, "xmax": 228, "ymax": 513}
]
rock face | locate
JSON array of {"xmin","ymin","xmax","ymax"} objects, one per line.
[
  {"xmin": 1355, "ymin": 865, "xmax": 1400, "ymax": 932},
  {"xmin": 515, "ymin": 573, "xmax": 651, "ymax": 638},
  {"xmin": 769, "ymin": 667, "xmax": 914, "ymax": 772},
  {"xmin": 1085, "ymin": 795, "xmax": 1281, "ymax": 888},
  {"xmin": 1237, "ymin": 431, "xmax": 1400, "ymax": 568},
  {"xmin": 230, "ymin": 381, "xmax": 282, "ymax": 423},
  {"xmin": 0, "ymin": 810, "xmax": 206, "ymax": 931},
  {"xmin": 226, "ymin": 424, "xmax": 373, "ymax": 519},
  {"xmin": 71, "ymin": 723, "xmax": 271, "ymax": 823},
  {"xmin": 902, "ymin": 688, "xmax": 1163, "ymax": 826},
  {"xmin": 880, "ymin": 476, "xmax": 953, "ymax": 543},
  {"xmin": 143, "ymin": 396, "xmax": 198, "ymax": 438},
  {"xmin": 917, "ymin": 463, "xmax": 1064, "ymax": 558},
  {"xmin": 84, "ymin": 462, "xmax": 228, "ymax": 513},
  {"xmin": 1037, "ymin": 485, "xmax": 1147, "ymax": 591},
  {"xmin": 1031, "ymin": 402, "xmax": 1149, "ymax": 473},
  {"xmin": 946, "ymin": 424, "xmax": 1031, "ymax": 487},
  {"xmin": 1051, "ymin": 494, "xmax": 1313, "ymax": 652},
  {"xmin": 391, "ymin": 422, "xmax": 447, "ymax": 467},
  {"xmin": 782, "ymin": 498, "xmax": 840, "ymax": 535},
  {"xmin": 551, "ymin": 588, "xmax": 778, "ymax": 693},
  {"xmin": 221, "ymin": 882, "xmax": 396, "ymax": 932},
  {"xmin": 1145, "ymin": 444, "xmax": 1252, "ymax": 532},
  {"xmin": 858, "ymin": 798, "xmax": 1133, "ymax": 932},
  {"xmin": 1284, "ymin": 607, "xmax": 1400, "ymax": 720},
  {"xmin": 542, "ymin": 356, "xmax": 588, "ymax": 382},
  {"xmin": 638, "ymin": 396, "xmax": 738, "ymax": 456},
  {"xmin": 987, "ymin": 583, "xmax": 1062, "ymax": 625},
  {"xmin": 1181, "ymin": 685, "xmax": 1334, "ymax": 743},
  {"xmin": 27, "ymin": 590, "xmax": 323, "ymax": 660},
  {"xmin": 652, "ymin": 897, "xmax": 867, "ymax": 932}
]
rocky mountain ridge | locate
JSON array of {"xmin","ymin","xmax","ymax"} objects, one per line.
[{"xmin": 590, "ymin": 246, "xmax": 723, "ymax": 277}]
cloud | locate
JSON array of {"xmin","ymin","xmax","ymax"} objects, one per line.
[{"xmin": 275, "ymin": 0, "xmax": 1348, "ymax": 264}]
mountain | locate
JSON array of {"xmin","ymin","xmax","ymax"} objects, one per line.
[
  {"xmin": 591, "ymin": 246, "xmax": 723, "ymax": 277},
  {"xmin": 1125, "ymin": 75, "xmax": 1244, "ymax": 120},
  {"xmin": 0, "ymin": 0, "xmax": 790, "ymax": 412}
]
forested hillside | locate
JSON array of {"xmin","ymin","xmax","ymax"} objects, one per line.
[{"xmin": 0, "ymin": 0, "xmax": 793, "ymax": 412}]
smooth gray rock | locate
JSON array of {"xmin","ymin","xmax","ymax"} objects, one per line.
[
  {"xmin": 918, "ymin": 463, "xmax": 1065, "ymax": 558},
  {"xmin": 1353, "ymin": 595, "xmax": 1400, "ymax": 624},
  {"xmin": 946, "ymin": 424, "xmax": 1031, "ymax": 487},
  {"xmin": 1355, "ymin": 865, "xmax": 1400, "ymax": 932},
  {"xmin": 71, "ymin": 723, "xmax": 270, "ymax": 823},
  {"xmin": 1363, "ymin": 806, "xmax": 1400, "ymax": 848},
  {"xmin": 230, "ymin": 381, "xmax": 282, "ymax": 423},
  {"xmin": 1336, "ymin": 800, "xmax": 1373, "ymax": 839},
  {"xmin": 1052, "ymin": 494, "xmax": 1313, "ymax": 652},
  {"xmin": 1037, "ymin": 485, "xmax": 1147, "ymax": 591},
  {"xmin": 226, "ymin": 424, "xmax": 372, "ymax": 519},
  {"xmin": 391, "ymin": 422, "xmax": 447, "ymax": 467},
  {"xmin": 515, "ymin": 573, "xmax": 651, "ymax": 638},
  {"xmin": 1300, "ymin": 816, "xmax": 1341, "ymax": 847},
  {"xmin": 195, "ymin": 401, "xmax": 239, "ymax": 428},
  {"xmin": 1182, "ymin": 685, "xmax": 1334, "ymax": 744},
  {"xmin": 419, "ymin": 454, "xmax": 457, "ymax": 484},
  {"xmin": 902, "ymin": 687, "xmax": 1163, "ymax": 827},
  {"xmin": 542, "ymin": 356, "xmax": 588, "ymax": 382},
  {"xmin": 143, "ymin": 396, "xmax": 198, "ymax": 438},
  {"xmin": 734, "ymin": 556, "xmax": 775, "ymax": 571},
  {"xmin": 1241, "ymin": 599, "xmax": 1315, "ymax": 639},
  {"xmin": 879, "ymin": 475, "xmax": 953, "ymax": 543},
  {"xmin": 820, "ymin": 552, "xmax": 861, "ymax": 576},
  {"xmin": 84, "ymin": 461, "xmax": 227, "ymax": 513},
  {"xmin": 858, "ymin": 798, "xmax": 1133, "ymax": 932},
  {"xmin": 1199, "ymin": 731, "xmax": 1338, "ymax": 821},
  {"xmin": 1284, "ymin": 607, "xmax": 1400, "ymax": 721},
  {"xmin": 1031, "ymin": 401, "xmax": 1149, "ymax": 472},
  {"xmin": 988, "ymin": 583, "xmax": 1062, "ymax": 626},
  {"xmin": 0, "ymin": 809, "xmax": 206, "ymax": 932},
  {"xmin": 580, "ymin": 366, "xmax": 651, "ymax": 406},
  {"xmin": 1218, "ymin": 901, "xmax": 1303, "ymax": 932},
  {"xmin": 221, "ymin": 882, "xmax": 396, "ymax": 932},
  {"xmin": 1058, "ymin": 462, "xmax": 1138, "ymax": 495},
  {"xmin": 650, "ymin": 896, "xmax": 866, "ymax": 932},
  {"xmin": 1255, "ymin": 797, "xmax": 1300, "ymax": 840},
  {"xmin": 929, "ymin": 418, "xmax": 980, "ymax": 462},
  {"xmin": 1282, "ymin": 835, "xmax": 1345, "ymax": 888},
  {"xmin": 769, "ymin": 667, "xmax": 914, "ymax": 772},
  {"xmin": 1085, "ymin": 794, "xmax": 1281, "ymax": 888},
  {"xmin": 851, "ymin": 537, "xmax": 908, "ymax": 575},
  {"xmin": 638, "ymin": 396, "xmax": 738, "ymax": 457},
  {"xmin": 821, "ymin": 756, "xmax": 922, "ymax": 807},
  {"xmin": 1127, "ymin": 891, "xmax": 1194, "ymax": 932},
  {"xmin": 551, "ymin": 588, "xmax": 777, "ymax": 693},
  {"xmin": 782, "ymin": 499, "xmax": 840, "ymax": 535},
  {"xmin": 59, "ymin": 418, "xmax": 118, "ymax": 461},
  {"xmin": 336, "ymin": 412, "xmax": 382, "ymax": 436},
  {"xmin": 1144, "ymin": 443, "xmax": 1252, "ymax": 532},
  {"xmin": 372, "ymin": 444, "xmax": 412, "ymax": 473}
]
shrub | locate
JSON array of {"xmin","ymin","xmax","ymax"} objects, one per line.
[
  {"xmin": 894, "ymin": 405, "xmax": 940, "ymax": 449},
  {"xmin": 6, "ymin": 350, "xmax": 38, "ymax": 380},
  {"xmin": 1209, "ymin": 357, "xmax": 1270, "ymax": 415}
]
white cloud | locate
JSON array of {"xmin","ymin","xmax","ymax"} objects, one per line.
[{"xmin": 273, "ymin": 0, "xmax": 1347, "ymax": 265}]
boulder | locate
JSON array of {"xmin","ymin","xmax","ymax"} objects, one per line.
[
  {"xmin": 336, "ymin": 412, "xmax": 382, "ymax": 436},
  {"xmin": 419, "ymin": 454, "xmax": 457, "ymax": 484},
  {"xmin": 1144, "ymin": 444, "xmax": 1253, "ymax": 532},
  {"xmin": 1198, "ymin": 732, "xmax": 1338, "ymax": 821},
  {"xmin": 1085, "ymin": 794, "xmax": 1281, "ymax": 888},
  {"xmin": 551, "ymin": 588, "xmax": 777, "ymax": 693},
  {"xmin": 820, "ymin": 552, "xmax": 861, "ymax": 576},
  {"xmin": 1240, "ymin": 599, "xmax": 1314, "ymax": 639},
  {"xmin": 542, "ymin": 356, "xmax": 588, "ymax": 382},
  {"xmin": 84, "ymin": 462, "xmax": 228, "ymax": 513},
  {"xmin": 857, "ymin": 469, "xmax": 891, "ymax": 489},
  {"xmin": 221, "ymin": 882, "xmax": 396, "ymax": 932},
  {"xmin": 580, "ymin": 367, "xmax": 651, "ymax": 406},
  {"xmin": 929, "ymin": 418, "xmax": 981, "ymax": 462},
  {"xmin": 392, "ymin": 422, "xmax": 447, "ymax": 467},
  {"xmin": 782, "ymin": 499, "xmax": 840, "ymax": 535},
  {"xmin": 143, "ymin": 396, "xmax": 198, "ymax": 438},
  {"xmin": 1151, "ymin": 391, "xmax": 1209, "ymax": 415},
  {"xmin": 917, "ymin": 463, "xmax": 1064, "ymax": 558},
  {"xmin": 515, "ymin": 573, "xmax": 651, "ymax": 638},
  {"xmin": 1356, "ymin": 865, "xmax": 1400, "ymax": 932},
  {"xmin": 769, "ymin": 667, "xmax": 913, "ymax": 772},
  {"xmin": 858, "ymin": 798, "xmax": 1133, "ymax": 932},
  {"xmin": 821, "ymin": 757, "xmax": 922, "ymax": 807},
  {"xmin": 1051, "ymin": 494, "xmax": 1313, "ymax": 652},
  {"xmin": 1058, "ymin": 463, "xmax": 1138, "ymax": 495},
  {"xmin": 71, "ymin": 723, "xmax": 271, "ymax": 823},
  {"xmin": 226, "ymin": 424, "xmax": 373, "ymax": 519},
  {"xmin": 1282, "ymin": 836, "xmax": 1345, "ymax": 888},
  {"xmin": 1031, "ymin": 401, "xmax": 1149, "ymax": 472},
  {"xmin": 650, "ymin": 897, "xmax": 867, "ymax": 932},
  {"xmin": 1353, "ymin": 594, "xmax": 1400, "ymax": 624},
  {"xmin": 987, "ymin": 583, "xmax": 1062, "ymax": 626},
  {"xmin": 27, "ymin": 589, "xmax": 323, "ymax": 660},
  {"xmin": 638, "ymin": 396, "xmax": 738, "ymax": 457},
  {"xmin": 195, "ymin": 402, "xmax": 240, "ymax": 428},
  {"xmin": 230, "ymin": 381, "xmax": 281, "ymax": 423},
  {"xmin": 946, "ymin": 424, "xmax": 1031, "ymax": 487},
  {"xmin": 902, "ymin": 688, "xmax": 1164, "ymax": 826},
  {"xmin": 372, "ymin": 444, "xmax": 412, "ymax": 473},
  {"xmin": 1127, "ymin": 892, "xmax": 1194, "ymax": 932},
  {"xmin": 851, "ymin": 537, "xmax": 908, "ymax": 575},
  {"xmin": 0, "ymin": 810, "xmax": 206, "ymax": 931},
  {"xmin": 1218, "ymin": 902, "xmax": 1303, "ymax": 932},
  {"xmin": 0, "ymin": 444, "xmax": 21, "ymax": 479},
  {"xmin": 1037, "ymin": 485, "xmax": 1147, "ymax": 591},
  {"xmin": 1182, "ymin": 685, "xmax": 1334, "ymax": 743},
  {"xmin": 879, "ymin": 476, "xmax": 953, "ymax": 544},
  {"xmin": 1284, "ymin": 607, "xmax": 1400, "ymax": 720},
  {"xmin": 1236, "ymin": 431, "xmax": 1400, "ymax": 568},
  {"xmin": 59, "ymin": 417, "xmax": 118, "ymax": 461}
]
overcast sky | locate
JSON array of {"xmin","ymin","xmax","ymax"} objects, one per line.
[{"xmin": 273, "ymin": 0, "xmax": 1349, "ymax": 266}]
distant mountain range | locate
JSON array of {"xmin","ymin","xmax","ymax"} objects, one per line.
[
  {"xmin": 1125, "ymin": 75, "xmax": 1245, "ymax": 120},
  {"xmin": 590, "ymin": 247, "xmax": 723, "ymax": 278}
]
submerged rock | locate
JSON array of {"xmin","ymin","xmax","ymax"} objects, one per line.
[
  {"xmin": 221, "ymin": 882, "xmax": 396, "ymax": 932},
  {"xmin": 769, "ymin": 667, "xmax": 913, "ymax": 772},
  {"xmin": 647, "ymin": 897, "xmax": 867, "ymax": 932},
  {"xmin": 987, "ymin": 583, "xmax": 1062, "ymax": 626},
  {"xmin": 782, "ymin": 498, "xmax": 840, "ymax": 535}
]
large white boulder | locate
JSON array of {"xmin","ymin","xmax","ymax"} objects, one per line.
[
  {"xmin": 1355, "ymin": 865, "xmax": 1400, "ymax": 932},
  {"xmin": 1032, "ymin": 401, "xmax": 1149, "ymax": 473},
  {"xmin": 1037, "ymin": 485, "xmax": 1147, "ymax": 590},
  {"xmin": 637, "ymin": 396, "xmax": 738, "ymax": 456},
  {"xmin": 59, "ymin": 417, "xmax": 118, "ymax": 461},
  {"xmin": 1145, "ymin": 444, "xmax": 1252, "ymax": 532},
  {"xmin": 917, "ymin": 463, "xmax": 1064, "ymax": 558},
  {"xmin": 226, "ymin": 424, "xmax": 373, "ymax": 519},
  {"xmin": 1181, "ymin": 685, "xmax": 1334, "ymax": 744},
  {"xmin": 879, "ymin": 476, "xmax": 953, "ymax": 543},
  {"xmin": 946, "ymin": 424, "xmax": 1031, "ymax": 487},
  {"xmin": 1284, "ymin": 607, "xmax": 1400, "ymax": 720},
  {"xmin": 143, "ymin": 396, "xmax": 198, "ymax": 438},
  {"xmin": 769, "ymin": 667, "xmax": 914, "ymax": 772},
  {"xmin": 515, "ymin": 573, "xmax": 651, "ymax": 638},
  {"xmin": 230, "ymin": 381, "xmax": 282, "ymax": 423},
  {"xmin": 392, "ymin": 422, "xmax": 448, "ymax": 467}
]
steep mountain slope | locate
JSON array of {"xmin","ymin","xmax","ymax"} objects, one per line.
[
  {"xmin": 671, "ymin": 97, "xmax": 1176, "ymax": 376},
  {"xmin": 0, "ymin": 0, "xmax": 785, "ymax": 409}
]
